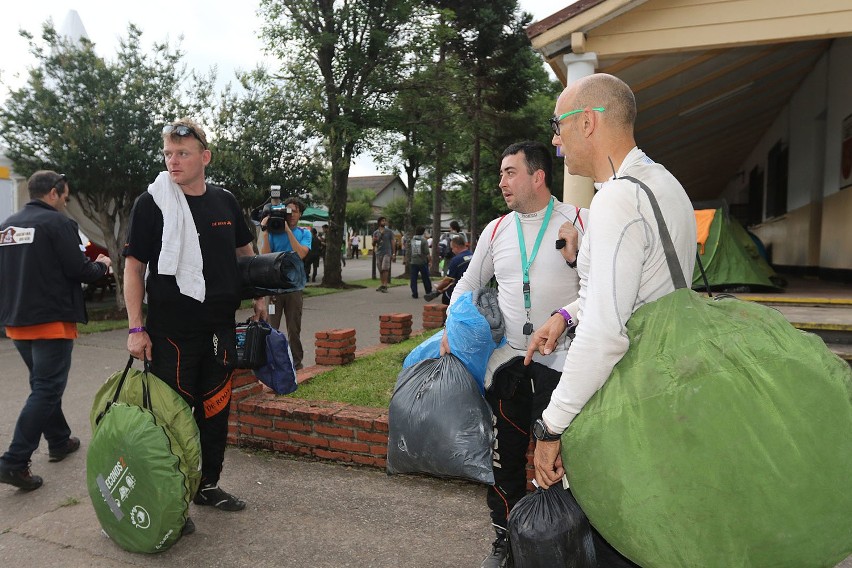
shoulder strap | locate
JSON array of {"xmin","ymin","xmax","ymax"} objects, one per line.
[
  {"xmin": 575, "ymin": 206, "xmax": 585, "ymax": 231},
  {"xmin": 618, "ymin": 175, "xmax": 687, "ymax": 290},
  {"xmin": 490, "ymin": 214, "xmax": 508, "ymax": 242}
]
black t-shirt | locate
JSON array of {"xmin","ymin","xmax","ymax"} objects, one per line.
[{"xmin": 123, "ymin": 184, "xmax": 253, "ymax": 335}]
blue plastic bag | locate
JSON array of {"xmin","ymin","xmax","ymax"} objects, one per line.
[
  {"xmin": 403, "ymin": 290, "xmax": 504, "ymax": 392},
  {"xmin": 254, "ymin": 323, "xmax": 298, "ymax": 395}
]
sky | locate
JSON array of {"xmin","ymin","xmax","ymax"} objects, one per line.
[{"xmin": 0, "ymin": 1, "xmax": 572, "ymax": 175}]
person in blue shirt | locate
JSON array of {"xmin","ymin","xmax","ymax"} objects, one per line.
[
  {"xmin": 259, "ymin": 196, "xmax": 311, "ymax": 369},
  {"xmin": 425, "ymin": 236, "xmax": 471, "ymax": 304}
]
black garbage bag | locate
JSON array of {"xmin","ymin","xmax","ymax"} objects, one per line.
[
  {"xmin": 386, "ymin": 355, "xmax": 494, "ymax": 484},
  {"xmin": 238, "ymin": 251, "xmax": 306, "ymax": 299},
  {"xmin": 508, "ymin": 485, "xmax": 638, "ymax": 568}
]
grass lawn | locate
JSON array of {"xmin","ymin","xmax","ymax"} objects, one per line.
[{"xmin": 285, "ymin": 328, "xmax": 441, "ymax": 408}]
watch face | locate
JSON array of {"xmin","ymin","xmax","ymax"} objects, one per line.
[{"xmin": 533, "ymin": 420, "xmax": 546, "ymax": 440}]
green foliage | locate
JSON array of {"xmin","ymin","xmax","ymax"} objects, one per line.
[
  {"xmin": 382, "ymin": 194, "xmax": 431, "ymax": 231},
  {"xmin": 259, "ymin": 0, "xmax": 419, "ymax": 286},
  {"xmin": 0, "ymin": 23, "xmax": 210, "ymax": 309},
  {"xmin": 345, "ymin": 201, "xmax": 373, "ymax": 234},
  {"xmin": 207, "ymin": 68, "xmax": 328, "ymax": 215}
]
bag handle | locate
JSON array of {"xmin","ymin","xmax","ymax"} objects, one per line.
[
  {"xmin": 618, "ymin": 175, "xmax": 688, "ymax": 290},
  {"xmin": 95, "ymin": 356, "xmax": 153, "ymax": 426}
]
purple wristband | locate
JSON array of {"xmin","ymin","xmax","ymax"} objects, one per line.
[
  {"xmin": 128, "ymin": 326, "xmax": 146, "ymax": 334},
  {"xmin": 552, "ymin": 308, "xmax": 574, "ymax": 327}
]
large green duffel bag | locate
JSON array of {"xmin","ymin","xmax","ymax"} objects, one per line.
[
  {"xmin": 87, "ymin": 359, "xmax": 200, "ymax": 553},
  {"xmin": 563, "ymin": 289, "xmax": 852, "ymax": 567}
]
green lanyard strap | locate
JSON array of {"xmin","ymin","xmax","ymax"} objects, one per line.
[{"xmin": 514, "ymin": 197, "xmax": 555, "ymax": 310}]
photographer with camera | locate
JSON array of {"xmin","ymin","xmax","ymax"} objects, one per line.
[{"xmin": 259, "ymin": 195, "xmax": 311, "ymax": 370}]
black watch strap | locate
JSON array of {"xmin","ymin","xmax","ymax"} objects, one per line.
[{"xmin": 533, "ymin": 418, "xmax": 561, "ymax": 441}]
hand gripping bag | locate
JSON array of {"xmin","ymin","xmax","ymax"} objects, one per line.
[
  {"xmin": 403, "ymin": 288, "xmax": 505, "ymax": 392},
  {"xmin": 387, "ymin": 354, "xmax": 494, "ymax": 484},
  {"xmin": 87, "ymin": 358, "xmax": 201, "ymax": 553},
  {"xmin": 563, "ymin": 177, "xmax": 852, "ymax": 568}
]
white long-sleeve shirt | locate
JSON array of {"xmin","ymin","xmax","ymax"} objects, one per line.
[
  {"xmin": 451, "ymin": 199, "xmax": 588, "ymax": 372},
  {"xmin": 543, "ymin": 147, "xmax": 697, "ymax": 432}
]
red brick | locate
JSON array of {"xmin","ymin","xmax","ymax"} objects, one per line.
[
  {"xmin": 356, "ymin": 431, "xmax": 389, "ymax": 444},
  {"xmin": 380, "ymin": 321, "xmax": 411, "ymax": 330},
  {"xmin": 334, "ymin": 409, "xmax": 386, "ymax": 430},
  {"xmin": 326, "ymin": 328, "xmax": 356, "ymax": 340},
  {"xmin": 316, "ymin": 337, "xmax": 356, "ymax": 348},
  {"xmin": 325, "ymin": 345, "xmax": 356, "ymax": 355},
  {"xmin": 368, "ymin": 444, "xmax": 388, "ymax": 457},
  {"xmin": 350, "ymin": 454, "xmax": 386, "ymax": 467},
  {"xmin": 390, "ymin": 313, "xmax": 413, "ymax": 323},
  {"xmin": 328, "ymin": 439, "xmax": 371, "ymax": 453},
  {"xmin": 251, "ymin": 427, "xmax": 291, "ymax": 442},
  {"xmin": 422, "ymin": 321, "xmax": 444, "ymax": 329},
  {"xmin": 272, "ymin": 419, "xmax": 312, "ymax": 432},
  {"xmin": 239, "ymin": 414, "xmax": 274, "ymax": 428},
  {"xmin": 272, "ymin": 441, "xmax": 312, "ymax": 456},
  {"xmin": 289, "ymin": 432, "xmax": 329, "ymax": 447},
  {"xmin": 315, "ymin": 347, "xmax": 330, "ymax": 357},
  {"xmin": 380, "ymin": 336, "xmax": 406, "ymax": 344},
  {"xmin": 315, "ymin": 448, "xmax": 354, "ymax": 462},
  {"xmin": 314, "ymin": 424, "xmax": 355, "ymax": 438},
  {"xmin": 314, "ymin": 331, "xmax": 329, "ymax": 339},
  {"xmin": 379, "ymin": 314, "xmax": 393, "ymax": 322}
]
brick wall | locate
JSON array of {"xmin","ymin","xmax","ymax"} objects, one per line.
[{"xmin": 229, "ymin": 369, "xmax": 538, "ymax": 486}]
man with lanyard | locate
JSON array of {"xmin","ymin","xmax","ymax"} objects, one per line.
[
  {"xmin": 524, "ymin": 74, "xmax": 696, "ymax": 488},
  {"xmin": 440, "ymin": 141, "xmax": 587, "ymax": 568},
  {"xmin": 259, "ymin": 196, "xmax": 311, "ymax": 370}
]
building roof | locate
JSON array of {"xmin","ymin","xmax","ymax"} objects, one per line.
[
  {"xmin": 525, "ymin": 0, "xmax": 852, "ymax": 201},
  {"xmin": 347, "ymin": 175, "xmax": 401, "ymax": 196}
]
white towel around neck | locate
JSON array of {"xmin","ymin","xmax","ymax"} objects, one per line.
[{"xmin": 147, "ymin": 171, "xmax": 206, "ymax": 302}]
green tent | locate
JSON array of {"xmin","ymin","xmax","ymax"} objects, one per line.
[
  {"xmin": 302, "ymin": 206, "xmax": 329, "ymax": 222},
  {"xmin": 693, "ymin": 207, "xmax": 782, "ymax": 291}
]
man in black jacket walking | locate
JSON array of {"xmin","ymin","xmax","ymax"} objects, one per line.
[{"xmin": 0, "ymin": 170, "xmax": 111, "ymax": 490}]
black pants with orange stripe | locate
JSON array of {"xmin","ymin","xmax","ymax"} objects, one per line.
[
  {"xmin": 150, "ymin": 331, "xmax": 233, "ymax": 487},
  {"xmin": 484, "ymin": 358, "xmax": 561, "ymax": 530}
]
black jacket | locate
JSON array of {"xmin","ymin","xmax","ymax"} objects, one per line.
[{"xmin": 0, "ymin": 200, "xmax": 108, "ymax": 327}]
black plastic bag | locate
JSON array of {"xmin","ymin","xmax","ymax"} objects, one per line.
[
  {"xmin": 386, "ymin": 355, "xmax": 494, "ymax": 484},
  {"xmin": 508, "ymin": 485, "xmax": 639, "ymax": 568},
  {"xmin": 238, "ymin": 251, "xmax": 306, "ymax": 299}
]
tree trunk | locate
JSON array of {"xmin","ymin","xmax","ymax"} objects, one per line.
[
  {"xmin": 431, "ymin": 142, "xmax": 445, "ymax": 275},
  {"xmin": 470, "ymin": 81, "xmax": 483, "ymax": 248}
]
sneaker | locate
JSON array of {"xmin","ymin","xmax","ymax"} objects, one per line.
[
  {"xmin": 380, "ymin": 286, "xmax": 388, "ymax": 293},
  {"xmin": 481, "ymin": 531, "xmax": 511, "ymax": 568},
  {"xmin": 376, "ymin": 285, "xmax": 384, "ymax": 292},
  {"xmin": 424, "ymin": 291, "xmax": 440, "ymax": 301},
  {"xmin": 0, "ymin": 463, "xmax": 43, "ymax": 491},
  {"xmin": 411, "ymin": 294, "xmax": 418, "ymax": 299},
  {"xmin": 193, "ymin": 484, "xmax": 246, "ymax": 511},
  {"xmin": 181, "ymin": 516, "xmax": 196, "ymax": 536},
  {"xmin": 49, "ymin": 436, "xmax": 81, "ymax": 462}
]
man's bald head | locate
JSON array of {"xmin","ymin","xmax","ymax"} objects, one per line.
[{"xmin": 569, "ymin": 73, "xmax": 636, "ymax": 131}]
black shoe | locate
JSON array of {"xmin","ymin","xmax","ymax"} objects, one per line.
[
  {"xmin": 182, "ymin": 516, "xmax": 196, "ymax": 536},
  {"xmin": 49, "ymin": 436, "xmax": 81, "ymax": 462},
  {"xmin": 0, "ymin": 463, "xmax": 43, "ymax": 491},
  {"xmin": 411, "ymin": 294, "xmax": 418, "ymax": 299},
  {"xmin": 424, "ymin": 291, "xmax": 440, "ymax": 301},
  {"xmin": 193, "ymin": 484, "xmax": 246, "ymax": 511},
  {"xmin": 380, "ymin": 286, "xmax": 388, "ymax": 293},
  {"xmin": 481, "ymin": 530, "xmax": 511, "ymax": 568}
]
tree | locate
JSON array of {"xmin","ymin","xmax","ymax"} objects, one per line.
[
  {"xmin": 207, "ymin": 67, "xmax": 327, "ymax": 231},
  {"xmin": 0, "ymin": 23, "xmax": 211, "ymax": 310},
  {"xmin": 431, "ymin": 0, "xmax": 541, "ymax": 243},
  {"xmin": 382, "ymin": 194, "xmax": 431, "ymax": 232},
  {"xmin": 344, "ymin": 201, "xmax": 372, "ymax": 235},
  {"xmin": 259, "ymin": 0, "xmax": 416, "ymax": 286}
]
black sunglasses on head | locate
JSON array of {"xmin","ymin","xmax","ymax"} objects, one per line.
[
  {"xmin": 53, "ymin": 173, "xmax": 67, "ymax": 190},
  {"xmin": 162, "ymin": 124, "xmax": 208, "ymax": 149}
]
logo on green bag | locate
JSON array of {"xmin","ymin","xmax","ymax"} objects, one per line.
[{"xmin": 129, "ymin": 505, "xmax": 151, "ymax": 529}]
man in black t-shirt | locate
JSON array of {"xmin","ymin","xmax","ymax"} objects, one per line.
[{"xmin": 123, "ymin": 118, "xmax": 265, "ymax": 529}]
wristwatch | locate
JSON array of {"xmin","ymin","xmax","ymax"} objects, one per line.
[{"xmin": 533, "ymin": 418, "xmax": 562, "ymax": 442}]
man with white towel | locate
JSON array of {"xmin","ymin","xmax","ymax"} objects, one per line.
[{"xmin": 123, "ymin": 118, "xmax": 264, "ymax": 530}]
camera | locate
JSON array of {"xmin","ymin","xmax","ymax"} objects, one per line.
[{"xmin": 266, "ymin": 204, "xmax": 292, "ymax": 233}]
